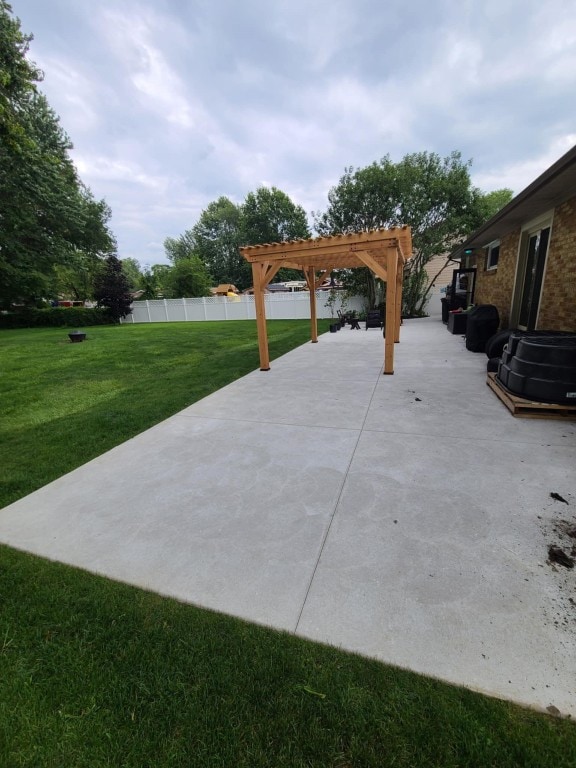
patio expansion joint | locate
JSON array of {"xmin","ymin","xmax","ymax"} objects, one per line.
[
  {"xmin": 176, "ymin": 412, "xmax": 362, "ymax": 432},
  {"xmin": 360, "ymin": 424, "xmax": 576, "ymax": 447},
  {"xmin": 293, "ymin": 371, "xmax": 383, "ymax": 634}
]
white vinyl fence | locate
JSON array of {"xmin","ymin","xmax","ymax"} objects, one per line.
[{"xmin": 122, "ymin": 292, "xmax": 365, "ymax": 324}]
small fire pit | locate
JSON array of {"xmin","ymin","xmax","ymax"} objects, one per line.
[{"xmin": 68, "ymin": 330, "xmax": 86, "ymax": 343}]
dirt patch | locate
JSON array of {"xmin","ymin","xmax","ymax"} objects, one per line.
[
  {"xmin": 548, "ymin": 546, "xmax": 575, "ymax": 569},
  {"xmin": 540, "ymin": 492, "xmax": 575, "ymax": 632}
]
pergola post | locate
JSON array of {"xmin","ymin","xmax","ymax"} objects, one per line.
[
  {"xmin": 395, "ymin": 256, "xmax": 403, "ymax": 343},
  {"xmin": 306, "ymin": 266, "xmax": 318, "ymax": 342},
  {"xmin": 384, "ymin": 247, "xmax": 398, "ymax": 374},
  {"xmin": 252, "ymin": 262, "xmax": 270, "ymax": 371}
]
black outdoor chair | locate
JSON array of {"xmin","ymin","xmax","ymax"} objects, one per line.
[{"xmin": 365, "ymin": 309, "xmax": 382, "ymax": 330}]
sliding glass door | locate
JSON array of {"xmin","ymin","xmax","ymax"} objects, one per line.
[{"xmin": 517, "ymin": 226, "xmax": 550, "ymax": 330}]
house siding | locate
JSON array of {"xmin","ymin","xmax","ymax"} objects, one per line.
[{"xmin": 469, "ymin": 195, "xmax": 576, "ymax": 332}]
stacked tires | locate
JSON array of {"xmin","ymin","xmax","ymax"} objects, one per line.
[{"xmin": 497, "ymin": 333, "xmax": 576, "ymax": 404}]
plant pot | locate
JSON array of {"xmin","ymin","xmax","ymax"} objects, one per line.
[
  {"xmin": 329, "ymin": 323, "xmax": 339, "ymax": 333},
  {"xmin": 68, "ymin": 331, "xmax": 86, "ymax": 343}
]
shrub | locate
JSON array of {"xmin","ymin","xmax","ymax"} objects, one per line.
[
  {"xmin": 0, "ymin": 308, "xmax": 116, "ymax": 329},
  {"xmin": 94, "ymin": 255, "xmax": 133, "ymax": 322}
]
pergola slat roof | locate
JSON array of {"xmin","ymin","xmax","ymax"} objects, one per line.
[
  {"xmin": 241, "ymin": 226, "xmax": 412, "ymax": 269},
  {"xmin": 240, "ymin": 227, "xmax": 412, "ymax": 374}
]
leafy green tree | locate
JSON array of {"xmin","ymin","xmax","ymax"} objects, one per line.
[
  {"xmin": 120, "ymin": 258, "xmax": 143, "ymax": 291},
  {"xmin": 174, "ymin": 187, "xmax": 310, "ymax": 292},
  {"xmin": 314, "ymin": 152, "xmax": 512, "ymax": 314},
  {"xmin": 192, "ymin": 197, "xmax": 243, "ymax": 286},
  {"xmin": 51, "ymin": 254, "xmax": 101, "ymax": 302},
  {"xmin": 163, "ymin": 257, "xmax": 212, "ymax": 298},
  {"xmin": 151, "ymin": 264, "xmax": 172, "ymax": 297},
  {"xmin": 48, "ymin": 189, "xmax": 117, "ymax": 302},
  {"xmin": 242, "ymin": 186, "xmax": 310, "ymax": 245},
  {"xmin": 240, "ymin": 187, "xmax": 310, "ymax": 287},
  {"xmin": 137, "ymin": 265, "xmax": 171, "ymax": 300},
  {"xmin": 0, "ymin": 3, "xmax": 115, "ymax": 309},
  {"xmin": 163, "ymin": 230, "xmax": 196, "ymax": 263},
  {"xmin": 471, "ymin": 188, "xmax": 514, "ymax": 225},
  {"xmin": 137, "ymin": 270, "xmax": 158, "ymax": 300},
  {"xmin": 93, "ymin": 255, "xmax": 132, "ymax": 322},
  {"xmin": 0, "ymin": 0, "xmax": 42, "ymax": 148}
]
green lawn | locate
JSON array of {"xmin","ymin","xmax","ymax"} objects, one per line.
[
  {"xmin": 0, "ymin": 320, "xmax": 329, "ymax": 509},
  {"xmin": 0, "ymin": 322, "xmax": 575, "ymax": 767}
]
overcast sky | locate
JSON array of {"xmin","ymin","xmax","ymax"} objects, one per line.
[{"xmin": 12, "ymin": 0, "xmax": 576, "ymax": 268}]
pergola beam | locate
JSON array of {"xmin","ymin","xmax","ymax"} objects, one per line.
[
  {"xmin": 242, "ymin": 227, "xmax": 409, "ymax": 262},
  {"xmin": 356, "ymin": 250, "xmax": 387, "ymax": 282}
]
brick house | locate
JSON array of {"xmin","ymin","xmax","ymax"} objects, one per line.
[{"xmin": 452, "ymin": 145, "xmax": 576, "ymax": 332}]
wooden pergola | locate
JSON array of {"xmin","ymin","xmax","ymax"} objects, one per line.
[{"xmin": 240, "ymin": 226, "xmax": 412, "ymax": 374}]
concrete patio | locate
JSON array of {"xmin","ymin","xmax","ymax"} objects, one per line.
[{"xmin": 0, "ymin": 315, "xmax": 575, "ymax": 716}]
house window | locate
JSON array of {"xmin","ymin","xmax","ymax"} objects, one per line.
[{"xmin": 486, "ymin": 240, "xmax": 500, "ymax": 270}]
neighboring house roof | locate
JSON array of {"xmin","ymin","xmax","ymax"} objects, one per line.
[{"xmin": 452, "ymin": 144, "xmax": 576, "ymax": 258}]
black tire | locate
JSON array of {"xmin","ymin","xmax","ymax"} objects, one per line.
[{"xmin": 485, "ymin": 329, "xmax": 513, "ymax": 359}]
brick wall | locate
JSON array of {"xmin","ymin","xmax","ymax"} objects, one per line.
[
  {"xmin": 469, "ymin": 230, "xmax": 520, "ymax": 328},
  {"xmin": 469, "ymin": 194, "xmax": 576, "ymax": 331},
  {"xmin": 538, "ymin": 196, "xmax": 576, "ymax": 331}
]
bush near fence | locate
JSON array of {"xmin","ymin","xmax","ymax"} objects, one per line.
[{"xmin": 0, "ymin": 307, "xmax": 116, "ymax": 329}]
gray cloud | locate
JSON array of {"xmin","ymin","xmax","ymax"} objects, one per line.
[{"xmin": 13, "ymin": 0, "xmax": 576, "ymax": 265}]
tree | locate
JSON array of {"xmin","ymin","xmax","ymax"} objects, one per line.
[
  {"xmin": 163, "ymin": 257, "xmax": 212, "ymax": 298},
  {"xmin": 192, "ymin": 197, "xmax": 243, "ymax": 286},
  {"xmin": 0, "ymin": 3, "xmax": 116, "ymax": 309},
  {"xmin": 314, "ymin": 152, "xmax": 512, "ymax": 314},
  {"xmin": 137, "ymin": 264, "xmax": 171, "ymax": 300},
  {"xmin": 49, "ymin": 189, "xmax": 117, "ymax": 302},
  {"xmin": 137, "ymin": 270, "xmax": 159, "ymax": 300},
  {"xmin": 240, "ymin": 187, "xmax": 310, "ymax": 287},
  {"xmin": 51, "ymin": 254, "xmax": 101, "ymax": 302},
  {"xmin": 93, "ymin": 255, "xmax": 132, "ymax": 322},
  {"xmin": 163, "ymin": 230, "xmax": 196, "ymax": 263},
  {"xmin": 242, "ymin": 186, "xmax": 310, "ymax": 245},
  {"xmin": 176, "ymin": 187, "xmax": 310, "ymax": 292},
  {"xmin": 470, "ymin": 188, "xmax": 514, "ymax": 226},
  {"xmin": 120, "ymin": 258, "xmax": 143, "ymax": 291},
  {"xmin": 151, "ymin": 264, "xmax": 172, "ymax": 297},
  {"xmin": 0, "ymin": 0, "xmax": 42, "ymax": 149}
]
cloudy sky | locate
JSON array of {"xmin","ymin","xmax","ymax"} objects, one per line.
[{"xmin": 12, "ymin": 0, "xmax": 576, "ymax": 268}]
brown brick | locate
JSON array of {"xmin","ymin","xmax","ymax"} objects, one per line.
[{"xmin": 470, "ymin": 196, "xmax": 576, "ymax": 332}]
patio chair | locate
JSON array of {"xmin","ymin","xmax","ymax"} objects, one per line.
[{"xmin": 365, "ymin": 309, "xmax": 382, "ymax": 330}]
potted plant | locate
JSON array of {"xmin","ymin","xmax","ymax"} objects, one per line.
[{"xmin": 324, "ymin": 289, "xmax": 340, "ymax": 332}]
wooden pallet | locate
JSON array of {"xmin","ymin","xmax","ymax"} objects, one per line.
[{"xmin": 486, "ymin": 373, "xmax": 576, "ymax": 420}]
